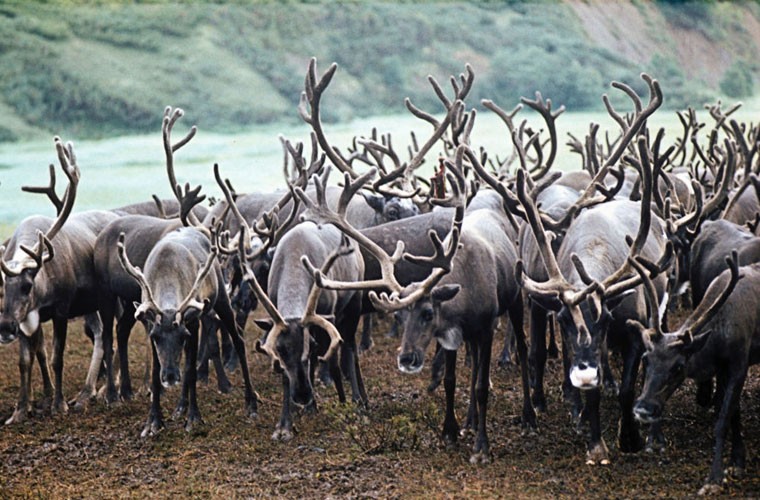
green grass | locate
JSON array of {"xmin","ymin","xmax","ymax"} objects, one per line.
[{"xmin": 2, "ymin": 99, "xmax": 756, "ymax": 241}]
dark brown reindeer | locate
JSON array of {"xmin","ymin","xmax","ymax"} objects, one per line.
[
  {"xmin": 629, "ymin": 251, "xmax": 755, "ymax": 495},
  {"xmin": 0, "ymin": 138, "xmax": 120, "ymax": 423},
  {"xmin": 301, "ymin": 144, "xmax": 534, "ymax": 464}
]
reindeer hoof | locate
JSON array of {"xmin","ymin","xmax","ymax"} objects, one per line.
[
  {"xmin": 184, "ymin": 414, "xmax": 204, "ymax": 433},
  {"xmin": 469, "ymin": 451, "xmax": 490, "ymax": 464},
  {"xmin": 271, "ymin": 427, "xmax": 293, "ymax": 442},
  {"xmin": 585, "ymin": 441, "xmax": 610, "ymax": 466},
  {"xmin": 141, "ymin": 418, "xmax": 164, "ymax": 438},
  {"xmin": 51, "ymin": 399, "xmax": 68, "ymax": 416},
  {"xmin": 172, "ymin": 404, "xmax": 188, "ymax": 421},
  {"xmin": 4, "ymin": 408, "xmax": 28, "ymax": 425},
  {"xmin": 726, "ymin": 466, "xmax": 745, "ymax": 480},
  {"xmin": 698, "ymin": 483, "xmax": 722, "ymax": 496}
]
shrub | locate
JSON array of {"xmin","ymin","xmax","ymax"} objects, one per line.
[{"xmin": 720, "ymin": 60, "xmax": 754, "ymax": 99}]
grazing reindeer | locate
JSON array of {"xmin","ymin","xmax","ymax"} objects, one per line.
[
  {"xmin": 0, "ymin": 138, "xmax": 119, "ymax": 422},
  {"xmin": 630, "ymin": 252, "xmax": 755, "ymax": 495}
]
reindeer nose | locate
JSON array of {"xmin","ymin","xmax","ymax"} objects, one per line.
[
  {"xmin": 0, "ymin": 319, "xmax": 18, "ymax": 344},
  {"xmin": 398, "ymin": 350, "xmax": 423, "ymax": 373},
  {"xmin": 161, "ymin": 368, "xmax": 181, "ymax": 388},
  {"xmin": 633, "ymin": 400, "xmax": 661, "ymax": 423},
  {"xmin": 570, "ymin": 362, "xmax": 600, "ymax": 389}
]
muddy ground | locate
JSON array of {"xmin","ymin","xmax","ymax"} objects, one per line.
[{"xmin": 0, "ymin": 310, "xmax": 759, "ymax": 498}]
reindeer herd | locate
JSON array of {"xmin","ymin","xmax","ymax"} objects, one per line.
[{"xmin": 1, "ymin": 58, "xmax": 759, "ymax": 495}]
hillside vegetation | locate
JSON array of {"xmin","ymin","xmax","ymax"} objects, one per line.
[{"xmin": 1, "ymin": 1, "xmax": 759, "ymax": 142}]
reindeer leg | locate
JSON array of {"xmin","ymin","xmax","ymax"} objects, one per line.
[
  {"xmin": 427, "ymin": 344, "xmax": 445, "ymax": 393},
  {"xmin": 617, "ymin": 340, "xmax": 644, "ymax": 453},
  {"xmin": 33, "ymin": 328, "xmax": 53, "ymax": 413},
  {"xmin": 115, "ymin": 306, "xmax": 136, "ymax": 401},
  {"xmin": 273, "ymin": 372, "xmax": 294, "ymax": 441},
  {"xmin": 327, "ymin": 354, "xmax": 345, "ymax": 404},
  {"xmin": 197, "ymin": 315, "xmax": 212, "ymax": 384},
  {"xmin": 700, "ymin": 370, "xmax": 746, "ymax": 495},
  {"xmin": 584, "ymin": 388, "xmax": 609, "ymax": 465},
  {"xmin": 471, "ymin": 331, "xmax": 493, "ymax": 465},
  {"xmin": 358, "ymin": 313, "xmax": 373, "ymax": 352},
  {"xmin": 141, "ymin": 341, "xmax": 164, "ymax": 437},
  {"xmin": 184, "ymin": 322, "xmax": 202, "ymax": 432},
  {"xmin": 727, "ymin": 399, "xmax": 746, "ymax": 480},
  {"xmin": 337, "ymin": 302, "xmax": 366, "ymax": 407},
  {"xmin": 463, "ymin": 339, "xmax": 479, "ymax": 435},
  {"xmin": 529, "ymin": 304, "xmax": 548, "ymax": 412},
  {"xmin": 50, "ymin": 316, "xmax": 68, "ymax": 416},
  {"xmin": 75, "ymin": 313, "xmax": 108, "ymax": 410},
  {"xmin": 547, "ymin": 313, "xmax": 559, "ymax": 359},
  {"xmin": 497, "ymin": 317, "xmax": 515, "ymax": 368},
  {"xmin": 6, "ymin": 332, "xmax": 34, "ymax": 424},
  {"xmin": 510, "ymin": 300, "xmax": 536, "ymax": 432},
  {"xmin": 442, "ymin": 349, "xmax": 459, "ymax": 447},
  {"xmin": 215, "ymin": 299, "xmax": 257, "ymax": 418}
]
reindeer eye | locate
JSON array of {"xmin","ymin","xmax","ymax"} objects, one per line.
[
  {"xmin": 387, "ymin": 208, "xmax": 399, "ymax": 220},
  {"xmin": 20, "ymin": 283, "xmax": 32, "ymax": 295},
  {"xmin": 421, "ymin": 308, "xmax": 434, "ymax": 322},
  {"xmin": 670, "ymin": 362, "xmax": 684, "ymax": 376}
]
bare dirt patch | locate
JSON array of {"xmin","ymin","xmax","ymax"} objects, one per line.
[{"xmin": 0, "ymin": 311, "xmax": 759, "ymax": 497}]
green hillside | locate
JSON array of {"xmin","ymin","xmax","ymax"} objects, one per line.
[{"xmin": 0, "ymin": 1, "xmax": 758, "ymax": 142}]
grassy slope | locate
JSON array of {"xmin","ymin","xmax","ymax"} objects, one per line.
[{"xmin": 0, "ymin": 2, "xmax": 758, "ymax": 142}]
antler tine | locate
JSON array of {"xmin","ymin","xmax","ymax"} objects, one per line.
[
  {"xmin": 628, "ymin": 255, "xmax": 664, "ymax": 338},
  {"xmin": 21, "ymin": 164, "xmax": 63, "ymax": 214},
  {"xmin": 174, "ymin": 226, "xmax": 220, "ymax": 322},
  {"xmin": 298, "ymin": 58, "xmax": 358, "ymax": 179},
  {"xmin": 296, "ymin": 166, "xmax": 407, "ymax": 296},
  {"xmin": 300, "ymin": 237, "xmax": 354, "ymax": 362},
  {"xmin": 44, "ymin": 137, "xmax": 80, "ymax": 243},
  {"xmin": 678, "ymin": 249, "xmax": 742, "ymax": 342},
  {"xmin": 429, "ymin": 147, "xmax": 468, "ymax": 210},
  {"xmin": 151, "ymin": 195, "xmax": 168, "ymax": 219},
  {"xmin": 177, "ymin": 182, "xmax": 206, "ymax": 228},
  {"xmin": 598, "ymin": 135, "xmax": 655, "ymax": 294},
  {"xmin": 521, "ymin": 91, "xmax": 565, "ymax": 175},
  {"xmin": 162, "ymin": 106, "xmax": 201, "ymax": 226},
  {"xmin": 116, "ymin": 232, "xmax": 159, "ymax": 317},
  {"xmin": 213, "ymin": 163, "xmax": 254, "ymax": 245}
]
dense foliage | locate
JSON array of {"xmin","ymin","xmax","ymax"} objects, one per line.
[{"xmin": 0, "ymin": 1, "xmax": 756, "ymax": 142}]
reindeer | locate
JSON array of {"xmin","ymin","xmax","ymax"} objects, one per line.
[
  {"xmin": 0, "ymin": 138, "xmax": 120, "ymax": 423},
  {"xmin": 116, "ymin": 222, "xmax": 256, "ymax": 436},
  {"xmin": 629, "ymin": 251, "xmax": 755, "ymax": 495},
  {"xmin": 224, "ymin": 173, "xmax": 361, "ymax": 441},
  {"xmin": 513, "ymin": 126, "xmax": 676, "ymax": 464},
  {"xmin": 300, "ymin": 144, "xmax": 534, "ymax": 464}
]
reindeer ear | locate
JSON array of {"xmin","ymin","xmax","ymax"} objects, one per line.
[
  {"xmin": 606, "ymin": 289, "xmax": 635, "ymax": 313},
  {"xmin": 684, "ymin": 330, "xmax": 711, "ymax": 355},
  {"xmin": 361, "ymin": 192, "xmax": 385, "ymax": 213},
  {"xmin": 181, "ymin": 306, "xmax": 202, "ymax": 324},
  {"xmin": 133, "ymin": 302, "xmax": 155, "ymax": 323},
  {"xmin": 432, "ymin": 284, "xmax": 460, "ymax": 304},
  {"xmin": 253, "ymin": 318, "xmax": 274, "ymax": 332}
]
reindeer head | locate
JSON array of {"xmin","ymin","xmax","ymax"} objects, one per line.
[
  {"xmin": 396, "ymin": 283, "xmax": 460, "ymax": 374},
  {"xmin": 633, "ymin": 251, "xmax": 741, "ymax": 423}
]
